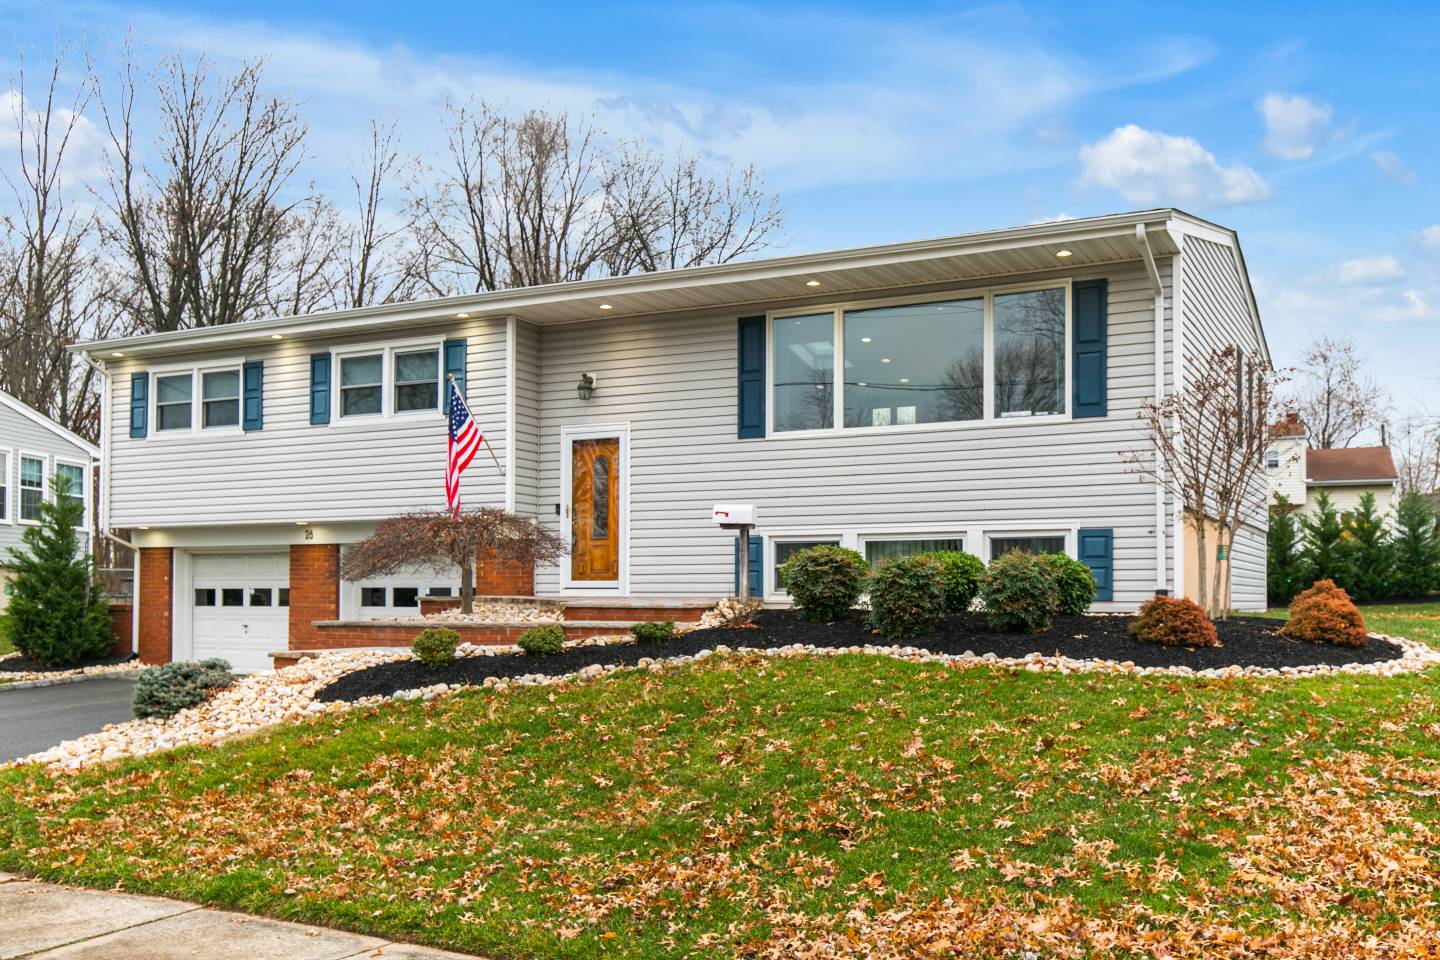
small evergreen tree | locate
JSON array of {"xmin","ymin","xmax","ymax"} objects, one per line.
[
  {"xmin": 2, "ymin": 473, "xmax": 113, "ymax": 666},
  {"xmin": 1340, "ymin": 491, "xmax": 1393, "ymax": 601},
  {"xmin": 1267, "ymin": 493, "xmax": 1309, "ymax": 605},
  {"xmin": 1392, "ymin": 491, "xmax": 1440, "ymax": 598},
  {"xmin": 1301, "ymin": 490, "xmax": 1351, "ymax": 589}
]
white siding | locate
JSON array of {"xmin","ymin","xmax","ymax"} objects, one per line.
[
  {"xmin": 512, "ymin": 320, "xmax": 542, "ymax": 518},
  {"xmin": 106, "ymin": 318, "xmax": 508, "ymax": 528},
  {"xmin": 0, "ymin": 402, "xmax": 95, "ymax": 561},
  {"xmin": 1180, "ymin": 236, "xmax": 1268, "ymax": 611},
  {"xmin": 534, "ymin": 263, "xmax": 1168, "ymax": 606}
]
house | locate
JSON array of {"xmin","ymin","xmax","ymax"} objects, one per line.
[
  {"xmin": 1266, "ymin": 412, "xmax": 1398, "ymax": 520},
  {"xmin": 73, "ymin": 208, "xmax": 1270, "ymax": 672},
  {"xmin": 0, "ymin": 391, "xmax": 100, "ymax": 608}
]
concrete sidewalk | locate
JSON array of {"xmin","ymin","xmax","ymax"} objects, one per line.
[{"xmin": 0, "ymin": 873, "xmax": 476, "ymax": 959}]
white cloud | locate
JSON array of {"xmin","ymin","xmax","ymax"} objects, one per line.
[
  {"xmin": 1370, "ymin": 149, "xmax": 1415, "ymax": 184},
  {"xmin": 1256, "ymin": 92, "xmax": 1333, "ymax": 160},
  {"xmin": 1337, "ymin": 255, "xmax": 1404, "ymax": 284},
  {"xmin": 0, "ymin": 88, "xmax": 112, "ymax": 189},
  {"xmin": 1077, "ymin": 124, "xmax": 1270, "ymax": 207},
  {"xmin": 1419, "ymin": 225, "xmax": 1440, "ymax": 253}
]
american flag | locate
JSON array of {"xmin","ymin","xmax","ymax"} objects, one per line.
[{"xmin": 446, "ymin": 377, "xmax": 482, "ymax": 518}]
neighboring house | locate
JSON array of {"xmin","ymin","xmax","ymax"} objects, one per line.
[
  {"xmin": 1266, "ymin": 412, "xmax": 1399, "ymax": 520},
  {"xmin": 73, "ymin": 208, "xmax": 1270, "ymax": 671},
  {"xmin": 0, "ymin": 391, "xmax": 100, "ymax": 609}
]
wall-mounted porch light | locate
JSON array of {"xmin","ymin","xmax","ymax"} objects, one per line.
[{"xmin": 577, "ymin": 372, "xmax": 597, "ymax": 401}]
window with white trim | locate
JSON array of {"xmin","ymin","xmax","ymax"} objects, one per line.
[
  {"xmin": 201, "ymin": 369, "xmax": 241, "ymax": 428},
  {"xmin": 18, "ymin": 456, "xmax": 43, "ymax": 522},
  {"xmin": 340, "ymin": 353, "xmax": 384, "ymax": 417},
  {"xmin": 770, "ymin": 284, "xmax": 1070, "ymax": 434},
  {"xmin": 155, "ymin": 374, "xmax": 194, "ymax": 431},
  {"xmin": 0, "ymin": 451, "xmax": 8, "ymax": 521},
  {"xmin": 55, "ymin": 462, "xmax": 84, "ymax": 526},
  {"xmin": 863, "ymin": 536, "xmax": 965, "ymax": 570},
  {"xmin": 1265, "ymin": 448, "xmax": 1280, "ymax": 470},
  {"xmin": 394, "ymin": 348, "xmax": 440, "ymax": 412},
  {"xmin": 989, "ymin": 534, "xmax": 1067, "ymax": 561},
  {"xmin": 772, "ymin": 539, "xmax": 841, "ymax": 593}
]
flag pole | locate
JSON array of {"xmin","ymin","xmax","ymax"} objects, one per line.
[{"xmin": 449, "ymin": 373, "xmax": 505, "ymax": 476}]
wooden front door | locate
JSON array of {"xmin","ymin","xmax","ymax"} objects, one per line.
[{"xmin": 570, "ymin": 437, "xmax": 620, "ymax": 582}]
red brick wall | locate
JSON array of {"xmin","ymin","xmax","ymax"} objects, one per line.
[
  {"xmin": 297, "ymin": 619, "xmax": 629, "ymax": 652},
  {"xmin": 476, "ymin": 551, "xmax": 534, "ymax": 596},
  {"xmin": 107, "ymin": 602, "xmax": 133, "ymax": 659},
  {"xmin": 289, "ymin": 544, "xmax": 340, "ymax": 648},
  {"xmin": 136, "ymin": 547, "xmax": 173, "ymax": 664}
]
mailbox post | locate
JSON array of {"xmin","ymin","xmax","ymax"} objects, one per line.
[{"xmin": 712, "ymin": 504, "xmax": 758, "ymax": 601}]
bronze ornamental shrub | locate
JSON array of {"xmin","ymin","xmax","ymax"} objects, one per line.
[
  {"xmin": 868, "ymin": 555, "xmax": 945, "ymax": 639},
  {"xmin": 781, "ymin": 545, "xmax": 868, "ymax": 622},
  {"xmin": 1130, "ymin": 596, "xmax": 1219, "ymax": 648},
  {"xmin": 925, "ymin": 550, "xmax": 985, "ymax": 614},
  {"xmin": 1280, "ymin": 579, "xmax": 1368, "ymax": 648},
  {"xmin": 980, "ymin": 552, "xmax": 1060, "ymax": 633},
  {"xmin": 517, "ymin": 624, "xmax": 565, "ymax": 656},
  {"xmin": 412, "ymin": 627, "xmax": 462, "ymax": 667}
]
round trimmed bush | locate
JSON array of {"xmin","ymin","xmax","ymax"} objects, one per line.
[
  {"xmin": 412, "ymin": 627, "xmax": 461, "ymax": 667},
  {"xmin": 1281, "ymin": 579, "xmax": 1368, "ymax": 648},
  {"xmin": 517, "ymin": 624, "xmax": 565, "ymax": 656},
  {"xmin": 630, "ymin": 621, "xmax": 676, "ymax": 644},
  {"xmin": 132, "ymin": 659, "xmax": 234, "ymax": 720},
  {"xmin": 925, "ymin": 550, "xmax": 985, "ymax": 614},
  {"xmin": 1130, "ymin": 596, "xmax": 1218, "ymax": 647},
  {"xmin": 781, "ymin": 545, "xmax": 868, "ymax": 622},
  {"xmin": 1039, "ymin": 553, "xmax": 1098, "ymax": 616},
  {"xmin": 868, "ymin": 555, "xmax": 945, "ymax": 639},
  {"xmin": 980, "ymin": 552, "xmax": 1060, "ymax": 633}
]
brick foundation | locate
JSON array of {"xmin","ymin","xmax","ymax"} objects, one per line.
[
  {"xmin": 107, "ymin": 602, "xmax": 133, "ymax": 659},
  {"xmin": 563, "ymin": 604, "xmax": 708, "ymax": 623},
  {"xmin": 475, "ymin": 552, "xmax": 534, "ymax": 595},
  {"xmin": 136, "ymin": 547, "xmax": 173, "ymax": 664},
  {"xmin": 289, "ymin": 544, "xmax": 340, "ymax": 649},
  {"xmin": 295, "ymin": 619, "xmax": 632, "ymax": 653}
]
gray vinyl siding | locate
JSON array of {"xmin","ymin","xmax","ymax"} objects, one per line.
[
  {"xmin": 1180, "ymin": 236, "xmax": 1268, "ymax": 611},
  {"xmin": 0, "ymin": 402, "xmax": 95, "ymax": 561},
  {"xmin": 512, "ymin": 320, "xmax": 542, "ymax": 518},
  {"xmin": 534, "ymin": 262, "xmax": 1168, "ymax": 606},
  {"xmin": 106, "ymin": 318, "xmax": 508, "ymax": 528}
]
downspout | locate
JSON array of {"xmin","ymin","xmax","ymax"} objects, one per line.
[
  {"xmin": 1135, "ymin": 224, "xmax": 1168, "ymax": 594},
  {"xmin": 80, "ymin": 350, "xmax": 139, "ymax": 655}
]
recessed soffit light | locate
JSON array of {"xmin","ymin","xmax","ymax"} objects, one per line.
[
  {"xmin": 1056, "ymin": 249, "xmax": 1073, "ymax": 258},
  {"xmin": 881, "ymin": 357, "xmax": 892, "ymax": 363},
  {"xmin": 456, "ymin": 312, "xmax": 470, "ymax": 319},
  {"xmin": 270, "ymin": 334, "xmax": 283, "ymax": 340},
  {"xmin": 860, "ymin": 337, "xmax": 872, "ymax": 343},
  {"xmin": 805, "ymin": 280, "xmax": 821, "ymax": 287},
  {"xmin": 111, "ymin": 352, "xmax": 124, "ymax": 358},
  {"xmin": 599, "ymin": 303, "xmax": 613, "ymax": 310}
]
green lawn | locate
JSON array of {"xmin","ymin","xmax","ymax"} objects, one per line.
[
  {"xmin": 2, "ymin": 604, "xmax": 1439, "ymax": 958},
  {"xmin": 0, "ymin": 614, "xmax": 12, "ymax": 656}
]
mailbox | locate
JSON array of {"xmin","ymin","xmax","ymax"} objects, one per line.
[{"xmin": 712, "ymin": 503, "xmax": 756, "ymax": 527}]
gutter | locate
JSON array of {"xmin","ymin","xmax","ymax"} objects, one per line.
[{"xmin": 79, "ymin": 351, "xmax": 138, "ymax": 654}]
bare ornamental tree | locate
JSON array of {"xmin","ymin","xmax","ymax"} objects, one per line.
[{"xmin": 1287, "ymin": 334, "xmax": 1389, "ymax": 448}]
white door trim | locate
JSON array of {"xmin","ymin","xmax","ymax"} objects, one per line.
[{"xmin": 559, "ymin": 424, "xmax": 630, "ymax": 594}]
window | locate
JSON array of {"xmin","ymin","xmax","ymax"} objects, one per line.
[
  {"xmin": 277, "ymin": 588, "xmax": 290, "ymax": 607},
  {"xmin": 155, "ymin": 374, "xmax": 194, "ymax": 431},
  {"xmin": 361, "ymin": 587, "xmax": 387, "ymax": 607},
  {"xmin": 249, "ymin": 588, "xmax": 273, "ymax": 607},
  {"xmin": 194, "ymin": 588, "xmax": 216, "ymax": 606},
  {"xmin": 202, "ymin": 370, "xmax": 241, "ymax": 428},
  {"xmin": 864, "ymin": 537, "xmax": 965, "ymax": 570},
  {"xmin": 393, "ymin": 348, "xmax": 440, "ymax": 412},
  {"xmin": 340, "ymin": 354, "xmax": 384, "ymax": 417},
  {"xmin": 393, "ymin": 587, "xmax": 420, "ymax": 608},
  {"xmin": 19, "ymin": 456, "xmax": 43, "ymax": 522},
  {"xmin": 592, "ymin": 455, "xmax": 611, "ymax": 538},
  {"xmin": 55, "ymin": 462, "xmax": 84, "ymax": 525},
  {"xmin": 0, "ymin": 451, "xmax": 8, "ymax": 521},
  {"xmin": 1266, "ymin": 449, "xmax": 1281, "ymax": 470},
  {"xmin": 773, "ymin": 539, "xmax": 840, "ymax": 592},
  {"xmin": 844, "ymin": 299, "xmax": 983, "ymax": 427},
  {"xmin": 221, "ymin": 588, "xmax": 244, "ymax": 607},
  {"xmin": 773, "ymin": 313, "xmax": 834, "ymax": 432},
  {"xmin": 989, "ymin": 535, "xmax": 1066, "ymax": 561},
  {"xmin": 427, "ymin": 587, "xmax": 453, "ymax": 597},
  {"xmin": 993, "ymin": 288, "xmax": 1065, "ymax": 418}
]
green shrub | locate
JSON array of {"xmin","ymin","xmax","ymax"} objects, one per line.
[
  {"xmin": 132, "ymin": 659, "xmax": 234, "ymax": 720},
  {"xmin": 629, "ymin": 621, "xmax": 676, "ymax": 644},
  {"xmin": 1302, "ymin": 491, "xmax": 1352, "ymax": 590},
  {"xmin": 1038, "ymin": 553, "xmax": 1097, "ymax": 615},
  {"xmin": 868, "ymin": 555, "xmax": 945, "ymax": 639},
  {"xmin": 924, "ymin": 550, "xmax": 984, "ymax": 614},
  {"xmin": 412, "ymin": 627, "xmax": 461, "ymax": 667},
  {"xmin": 1130, "ymin": 596, "xmax": 1218, "ymax": 648},
  {"xmin": 980, "ymin": 552, "xmax": 1060, "ymax": 633},
  {"xmin": 1267, "ymin": 494, "xmax": 1310, "ymax": 605},
  {"xmin": 517, "ymin": 624, "xmax": 565, "ymax": 656},
  {"xmin": 781, "ymin": 545, "xmax": 868, "ymax": 621},
  {"xmin": 1393, "ymin": 491, "xmax": 1440, "ymax": 598},
  {"xmin": 1339, "ymin": 491, "xmax": 1394, "ymax": 602}
]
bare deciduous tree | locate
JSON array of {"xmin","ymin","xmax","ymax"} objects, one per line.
[
  {"xmin": 338, "ymin": 120, "xmax": 416, "ymax": 308},
  {"xmin": 1393, "ymin": 411, "xmax": 1440, "ymax": 495},
  {"xmin": 341, "ymin": 508, "xmax": 566, "ymax": 614},
  {"xmin": 1126, "ymin": 345, "xmax": 1280, "ymax": 618},
  {"xmin": 1288, "ymin": 334, "xmax": 1389, "ymax": 449}
]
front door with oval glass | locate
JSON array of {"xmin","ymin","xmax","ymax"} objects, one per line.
[{"xmin": 570, "ymin": 437, "xmax": 620, "ymax": 582}]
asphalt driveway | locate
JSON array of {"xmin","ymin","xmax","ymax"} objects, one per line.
[{"xmin": 0, "ymin": 678, "xmax": 137, "ymax": 763}]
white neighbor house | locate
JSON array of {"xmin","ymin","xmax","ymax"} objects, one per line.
[
  {"xmin": 0, "ymin": 391, "xmax": 100, "ymax": 608},
  {"xmin": 73, "ymin": 209, "xmax": 1270, "ymax": 672},
  {"xmin": 1266, "ymin": 412, "xmax": 1399, "ymax": 519}
]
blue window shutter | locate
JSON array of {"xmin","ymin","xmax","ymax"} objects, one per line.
[
  {"xmin": 129, "ymin": 372, "xmax": 148, "ymax": 438},
  {"xmin": 1077, "ymin": 528, "xmax": 1114, "ymax": 602},
  {"xmin": 1072, "ymin": 279, "xmax": 1108, "ymax": 418},
  {"xmin": 242, "ymin": 360, "xmax": 264, "ymax": 431},
  {"xmin": 737, "ymin": 316, "xmax": 765, "ymax": 438},
  {"xmin": 444, "ymin": 337, "xmax": 467, "ymax": 413},
  {"xmin": 733, "ymin": 535, "xmax": 764, "ymax": 596},
  {"xmin": 309, "ymin": 353, "xmax": 331, "ymax": 425}
]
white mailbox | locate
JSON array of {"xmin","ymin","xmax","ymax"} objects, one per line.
[{"xmin": 712, "ymin": 503, "xmax": 756, "ymax": 527}]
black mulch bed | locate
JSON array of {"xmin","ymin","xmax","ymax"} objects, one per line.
[
  {"xmin": 315, "ymin": 609, "xmax": 1405, "ymax": 703},
  {"xmin": 0, "ymin": 652, "xmax": 136, "ymax": 675}
]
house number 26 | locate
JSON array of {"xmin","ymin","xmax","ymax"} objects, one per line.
[{"xmin": 302, "ymin": 528, "xmax": 314, "ymax": 540}]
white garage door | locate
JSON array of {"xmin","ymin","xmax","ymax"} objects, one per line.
[{"xmin": 192, "ymin": 553, "xmax": 289, "ymax": 673}]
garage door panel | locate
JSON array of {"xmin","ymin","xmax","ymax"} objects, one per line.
[{"xmin": 192, "ymin": 553, "xmax": 289, "ymax": 673}]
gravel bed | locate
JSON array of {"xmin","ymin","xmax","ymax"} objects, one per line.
[
  {"xmin": 0, "ymin": 652, "xmax": 139, "ymax": 684},
  {"xmin": 317, "ymin": 609, "xmax": 1415, "ymax": 703}
]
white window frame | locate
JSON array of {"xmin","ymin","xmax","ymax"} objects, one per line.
[
  {"xmin": 0, "ymin": 447, "xmax": 11, "ymax": 525},
  {"xmin": 765, "ymin": 279, "xmax": 1073, "ymax": 438},
  {"xmin": 768, "ymin": 535, "xmax": 844, "ymax": 597},
  {"xmin": 984, "ymin": 529, "xmax": 1073, "ymax": 563},
  {"xmin": 146, "ymin": 357, "xmax": 246, "ymax": 437},
  {"xmin": 199, "ymin": 365, "xmax": 244, "ymax": 431},
  {"xmin": 332, "ymin": 337, "xmax": 445, "ymax": 424},
  {"xmin": 1265, "ymin": 448, "xmax": 1280, "ymax": 470},
  {"xmin": 858, "ymin": 532, "xmax": 968, "ymax": 568},
  {"xmin": 17, "ymin": 450, "xmax": 46, "ymax": 526},
  {"xmin": 53, "ymin": 458, "xmax": 89, "ymax": 529},
  {"xmin": 339, "ymin": 548, "xmax": 461, "ymax": 618}
]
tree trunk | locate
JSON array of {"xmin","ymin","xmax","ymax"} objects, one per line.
[
  {"xmin": 1194, "ymin": 516, "xmax": 1210, "ymax": 617},
  {"xmin": 459, "ymin": 560, "xmax": 474, "ymax": 615}
]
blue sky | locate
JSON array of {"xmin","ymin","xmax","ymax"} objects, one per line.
[{"xmin": 4, "ymin": 0, "xmax": 1438, "ymax": 415}]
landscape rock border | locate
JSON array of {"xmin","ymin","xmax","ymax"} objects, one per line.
[{"xmin": 0, "ymin": 657, "xmax": 143, "ymax": 691}]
